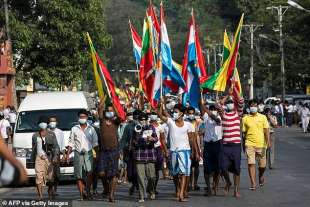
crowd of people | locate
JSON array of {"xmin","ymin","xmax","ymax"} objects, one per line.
[
  {"xmin": 1, "ymin": 88, "xmax": 310, "ymax": 203},
  {"xmin": 26, "ymin": 86, "xmax": 274, "ymax": 202}
]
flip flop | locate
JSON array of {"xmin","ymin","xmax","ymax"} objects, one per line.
[
  {"xmin": 249, "ymin": 186, "xmax": 256, "ymax": 191},
  {"xmin": 259, "ymin": 177, "xmax": 265, "ymax": 187}
]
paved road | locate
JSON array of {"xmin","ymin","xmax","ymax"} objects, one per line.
[{"xmin": 1, "ymin": 127, "xmax": 310, "ymax": 207}]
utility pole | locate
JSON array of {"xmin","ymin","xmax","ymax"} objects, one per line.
[
  {"xmin": 267, "ymin": 5, "xmax": 288, "ymax": 101},
  {"xmin": 243, "ymin": 24, "xmax": 263, "ymax": 99},
  {"xmin": 213, "ymin": 45, "xmax": 217, "ymax": 73}
]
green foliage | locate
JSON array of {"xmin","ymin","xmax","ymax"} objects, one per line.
[{"xmin": 2, "ymin": 0, "xmax": 111, "ymax": 89}]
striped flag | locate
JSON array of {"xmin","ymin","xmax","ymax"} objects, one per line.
[
  {"xmin": 201, "ymin": 14, "xmax": 244, "ymax": 92},
  {"xmin": 182, "ymin": 10, "xmax": 208, "ymax": 109},
  {"xmin": 129, "ymin": 20, "xmax": 142, "ymax": 65}
]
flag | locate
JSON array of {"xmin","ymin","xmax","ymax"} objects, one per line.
[
  {"xmin": 86, "ymin": 33, "xmax": 105, "ymax": 99},
  {"xmin": 200, "ymin": 30, "xmax": 231, "ymax": 91},
  {"xmin": 231, "ymin": 67, "xmax": 243, "ymax": 96},
  {"xmin": 140, "ymin": 18, "xmax": 156, "ymax": 108},
  {"xmin": 201, "ymin": 14, "xmax": 244, "ymax": 91},
  {"xmin": 95, "ymin": 53, "xmax": 126, "ymax": 121},
  {"xmin": 181, "ymin": 10, "xmax": 208, "ymax": 109},
  {"xmin": 129, "ymin": 20, "xmax": 142, "ymax": 65},
  {"xmin": 86, "ymin": 33, "xmax": 126, "ymax": 120}
]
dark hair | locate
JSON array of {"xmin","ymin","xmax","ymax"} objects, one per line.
[
  {"xmin": 174, "ymin": 104, "xmax": 186, "ymax": 113},
  {"xmin": 150, "ymin": 111, "xmax": 157, "ymax": 116},
  {"xmin": 138, "ymin": 112, "xmax": 148, "ymax": 121},
  {"xmin": 187, "ymin": 106, "xmax": 195, "ymax": 113},
  {"xmin": 49, "ymin": 115, "xmax": 57, "ymax": 120},
  {"xmin": 209, "ymin": 105, "xmax": 216, "ymax": 111},
  {"xmin": 264, "ymin": 107, "xmax": 271, "ymax": 114},
  {"xmin": 78, "ymin": 109, "xmax": 89, "ymax": 117},
  {"xmin": 248, "ymin": 99, "xmax": 258, "ymax": 106},
  {"xmin": 38, "ymin": 116, "xmax": 48, "ymax": 124},
  {"xmin": 126, "ymin": 112, "xmax": 133, "ymax": 116}
]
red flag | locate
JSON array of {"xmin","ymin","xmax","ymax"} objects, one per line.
[{"xmin": 95, "ymin": 53, "xmax": 126, "ymax": 121}]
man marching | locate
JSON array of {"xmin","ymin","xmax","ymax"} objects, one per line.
[
  {"xmin": 159, "ymin": 103, "xmax": 199, "ymax": 202},
  {"xmin": 216, "ymin": 86, "xmax": 244, "ymax": 198}
]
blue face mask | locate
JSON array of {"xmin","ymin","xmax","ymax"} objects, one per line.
[
  {"xmin": 105, "ymin": 111, "xmax": 114, "ymax": 118},
  {"xmin": 150, "ymin": 115, "xmax": 158, "ymax": 121},
  {"xmin": 250, "ymin": 107, "xmax": 258, "ymax": 114},
  {"xmin": 38, "ymin": 122, "xmax": 48, "ymax": 129}
]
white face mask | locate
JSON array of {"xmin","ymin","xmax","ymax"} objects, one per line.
[
  {"xmin": 49, "ymin": 122, "xmax": 57, "ymax": 129},
  {"xmin": 150, "ymin": 115, "xmax": 158, "ymax": 121},
  {"xmin": 166, "ymin": 101, "xmax": 176, "ymax": 110},
  {"xmin": 226, "ymin": 103, "xmax": 235, "ymax": 111},
  {"xmin": 38, "ymin": 122, "xmax": 48, "ymax": 129},
  {"xmin": 250, "ymin": 106, "xmax": 258, "ymax": 114},
  {"xmin": 211, "ymin": 111, "xmax": 218, "ymax": 117},
  {"xmin": 79, "ymin": 118, "xmax": 87, "ymax": 125},
  {"xmin": 173, "ymin": 112, "xmax": 182, "ymax": 121},
  {"xmin": 140, "ymin": 120, "xmax": 147, "ymax": 126},
  {"xmin": 188, "ymin": 114, "xmax": 195, "ymax": 121},
  {"xmin": 127, "ymin": 116, "xmax": 133, "ymax": 121},
  {"xmin": 105, "ymin": 111, "xmax": 114, "ymax": 118}
]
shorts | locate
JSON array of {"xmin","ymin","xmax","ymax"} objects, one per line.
[
  {"xmin": 170, "ymin": 150, "xmax": 191, "ymax": 176},
  {"xmin": 203, "ymin": 140, "xmax": 222, "ymax": 174},
  {"xmin": 35, "ymin": 156, "xmax": 53, "ymax": 185},
  {"xmin": 73, "ymin": 150, "xmax": 93, "ymax": 179},
  {"xmin": 245, "ymin": 146, "xmax": 267, "ymax": 168},
  {"xmin": 97, "ymin": 148, "xmax": 119, "ymax": 177},
  {"xmin": 221, "ymin": 144, "xmax": 241, "ymax": 175}
]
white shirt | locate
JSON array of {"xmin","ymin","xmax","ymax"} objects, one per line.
[
  {"xmin": 8, "ymin": 112, "xmax": 16, "ymax": 124},
  {"xmin": 68, "ymin": 124, "xmax": 98, "ymax": 153},
  {"xmin": 0, "ymin": 119, "xmax": 10, "ymax": 139},
  {"xmin": 167, "ymin": 118, "xmax": 194, "ymax": 151},
  {"xmin": 36, "ymin": 136, "xmax": 46, "ymax": 157},
  {"xmin": 50, "ymin": 128, "xmax": 65, "ymax": 152},
  {"xmin": 154, "ymin": 124, "xmax": 165, "ymax": 148},
  {"xmin": 287, "ymin": 104, "xmax": 294, "ymax": 113},
  {"xmin": 203, "ymin": 113, "xmax": 222, "ymax": 142},
  {"xmin": 301, "ymin": 107, "xmax": 310, "ymax": 118}
]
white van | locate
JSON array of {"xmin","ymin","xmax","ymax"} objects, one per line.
[{"xmin": 12, "ymin": 92, "xmax": 89, "ymax": 179}]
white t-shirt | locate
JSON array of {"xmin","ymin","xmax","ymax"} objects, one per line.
[
  {"xmin": 154, "ymin": 124, "xmax": 165, "ymax": 148},
  {"xmin": 301, "ymin": 107, "xmax": 310, "ymax": 118},
  {"xmin": 8, "ymin": 112, "xmax": 16, "ymax": 124},
  {"xmin": 167, "ymin": 118, "xmax": 194, "ymax": 151},
  {"xmin": 287, "ymin": 105, "xmax": 294, "ymax": 113},
  {"xmin": 51, "ymin": 128, "xmax": 65, "ymax": 152},
  {"xmin": 0, "ymin": 119, "xmax": 10, "ymax": 139},
  {"xmin": 203, "ymin": 113, "xmax": 222, "ymax": 142}
]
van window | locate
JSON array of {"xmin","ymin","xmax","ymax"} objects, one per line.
[{"xmin": 16, "ymin": 109, "xmax": 84, "ymax": 133}]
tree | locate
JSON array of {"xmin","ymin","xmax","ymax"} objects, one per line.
[{"xmin": 1, "ymin": 0, "xmax": 112, "ymax": 89}]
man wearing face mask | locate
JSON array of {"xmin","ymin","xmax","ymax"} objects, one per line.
[
  {"xmin": 242, "ymin": 99, "xmax": 270, "ymax": 190},
  {"xmin": 48, "ymin": 116, "xmax": 65, "ymax": 196},
  {"xmin": 66, "ymin": 109, "xmax": 98, "ymax": 200},
  {"xmin": 199, "ymin": 102, "xmax": 222, "ymax": 196},
  {"xmin": 132, "ymin": 112, "xmax": 158, "ymax": 203},
  {"xmin": 158, "ymin": 103, "xmax": 198, "ymax": 202},
  {"xmin": 186, "ymin": 106, "xmax": 201, "ymax": 192},
  {"xmin": 149, "ymin": 111, "xmax": 168, "ymax": 194},
  {"xmin": 121, "ymin": 110, "xmax": 141, "ymax": 196},
  {"xmin": 97, "ymin": 101, "xmax": 121, "ymax": 202},
  {"xmin": 216, "ymin": 86, "xmax": 244, "ymax": 198},
  {"xmin": 32, "ymin": 116, "xmax": 60, "ymax": 200}
]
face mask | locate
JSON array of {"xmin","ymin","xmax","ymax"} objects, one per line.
[
  {"xmin": 150, "ymin": 115, "xmax": 158, "ymax": 121},
  {"xmin": 105, "ymin": 111, "xmax": 114, "ymax": 118},
  {"xmin": 38, "ymin": 122, "xmax": 48, "ymax": 129},
  {"xmin": 166, "ymin": 101, "xmax": 176, "ymax": 110},
  {"xmin": 173, "ymin": 112, "xmax": 182, "ymax": 121},
  {"xmin": 188, "ymin": 114, "xmax": 195, "ymax": 121},
  {"xmin": 140, "ymin": 120, "xmax": 147, "ymax": 126},
  {"xmin": 49, "ymin": 122, "xmax": 57, "ymax": 129},
  {"xmin": 79, "ymin": 118, "xmax": 87, "ymax": 125},
  {"xmin": 211, "ymin": 111, "xmax": 218, "ymax": 117},
  {"xmin": 127, "ymin": 116, "xmax": 133, "ymax": 121},
  {"xmin": 250, "ymin": 107, "xmax": 258, "ymax": 114},
  {"xmin": 226, "ymin": 103, "xmax": 235, "ymax": 111}
]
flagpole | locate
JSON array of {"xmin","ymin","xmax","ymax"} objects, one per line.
[{"xmin": 159, "ymin": 1, "xmax": 163, "ymax": 101}]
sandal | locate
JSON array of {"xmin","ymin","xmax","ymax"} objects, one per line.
[{"xmin": 259, "ymin": 177, "xmax": 265, "ymax": 187}]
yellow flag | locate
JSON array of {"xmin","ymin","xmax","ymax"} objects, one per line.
[{"xmin": 86, "ymin": 33, "xmax": 105, "ymax": 99}]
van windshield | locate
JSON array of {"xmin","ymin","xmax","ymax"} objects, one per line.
[{"xmin": 16, "ymin": 109, "xmax": 83, "ymax": 133}]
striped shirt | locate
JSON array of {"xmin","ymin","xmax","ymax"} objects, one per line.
[{"xmin": 217, "ymin": 98, "xmax": 244, "ymax": 144}]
